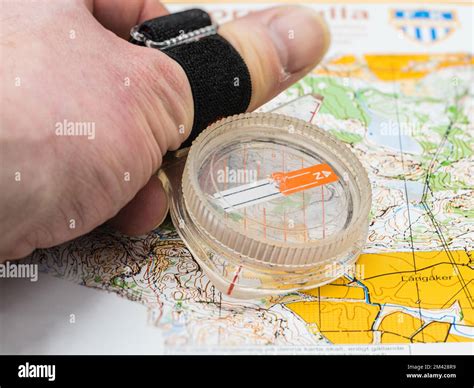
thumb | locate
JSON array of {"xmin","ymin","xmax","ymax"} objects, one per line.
[
  {"xmin": 220, "ymin": 6, "xmax": 330, "ymax": 111},
  {"xmin": 110, "ymin": 5, "xmax": 329, "ymax": 236}
]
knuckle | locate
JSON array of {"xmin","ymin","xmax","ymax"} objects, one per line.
[{"xmin": 132, "ymin": 49, "xmax": 193, "ymax": 150}]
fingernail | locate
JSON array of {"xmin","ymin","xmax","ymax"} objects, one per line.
[
  {"xmin": 151, "ymin": 176, "xmax": 169, "ymax": 230},
  {"xmin": 268, "ymin": 6, "xmax": 330, "ymax": 74}
]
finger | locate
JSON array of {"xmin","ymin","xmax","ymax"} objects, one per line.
[
  {"xmin": 85, "ymin": 0, "xmax": 168, "ymax": 39},
  {"xmin": 108, "ymin": 175, "xmax": 169, "ymax": 236},
  {"xmin": 83, "ymin": 0, "xmax": 170, "ymax": 235},
  {"xmin": 219, "ymin": 6, "xmax": 330, "ymax": 111}
]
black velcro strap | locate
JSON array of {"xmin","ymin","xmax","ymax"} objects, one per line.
[
  {"xmin": 131, "ymin": 9, "xmax": 252, "ymax": 148},
  {"xmin": 165, "ymin": 35, "xmax": 251, "ymax": 147}
]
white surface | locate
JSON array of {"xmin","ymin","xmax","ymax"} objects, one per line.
[{"xmin": 0, "ymin": 274, "xmax": 165, "ymax": 355}]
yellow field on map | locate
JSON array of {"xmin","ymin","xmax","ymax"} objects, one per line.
[{"xmin": 286, "ymin": 250, "xmax": 473, "ymax": 344}]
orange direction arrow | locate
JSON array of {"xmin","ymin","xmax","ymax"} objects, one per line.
[{"xmin": 272, "ymin": 163, "xmax": 338, "ymax": 195}]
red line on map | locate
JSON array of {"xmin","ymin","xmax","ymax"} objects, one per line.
[
  {"xmin": 226, "ymin": 266, "xmax": 242, "ymax": 296},
  {"xmin": 263, "ymin": 207, "xmax": 267, "ymax": 239},
  {"xmin": 321, "ymin": 186, "xmax": 326, "ymax": 239},
  {"xmin": 302, "ymin": 159, "xmax": 307, "ymax": 242}
]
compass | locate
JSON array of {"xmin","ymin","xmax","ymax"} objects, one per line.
[{"xmin": 159, "ymin": 96, "xmax": 371, "ymax": 299}]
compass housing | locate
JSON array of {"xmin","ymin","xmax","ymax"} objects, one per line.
[{"xmin": 159, "ymin": 112, "xmax": 371, "ymax": 299}]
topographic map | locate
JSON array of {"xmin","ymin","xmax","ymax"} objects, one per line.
[
  {"xmin": 23, "ymin": 2, "xmax": 474, "ymax": 352},
  {"xmin": 26, "ymin": 53, "xmax": 473, "ymax": 350}
]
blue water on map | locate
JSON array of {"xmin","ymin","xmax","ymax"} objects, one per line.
[
  {"xmin": 379, "ymin": 179, "xmax": 425, "ymax": 202},
  {"xmin": 359, "ymin": 99, "xmax": 423, "ymax": 155}
]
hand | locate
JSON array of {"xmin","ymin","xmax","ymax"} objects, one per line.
[{"xmin": 0, "ymin": 0, "xmax": 329, "ymax": 260}]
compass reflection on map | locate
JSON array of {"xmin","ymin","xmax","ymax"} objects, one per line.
[{"xmin": 159, "ymin": 99, "xmax": 371, "ymax": 299}]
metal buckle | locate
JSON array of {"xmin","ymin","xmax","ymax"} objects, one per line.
[{"xmin": 130, "ymin": 24, "xmax": 218, "ymax": 51}]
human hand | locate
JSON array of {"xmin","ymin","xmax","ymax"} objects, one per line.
[{"xmin": 0, "ymin": 0, "xmax": 329, "ymax": 259}]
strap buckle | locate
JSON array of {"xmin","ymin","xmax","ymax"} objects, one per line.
[{"xmin": 130, "ymin": 24, "xmax": 218, "ymax": 51}]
